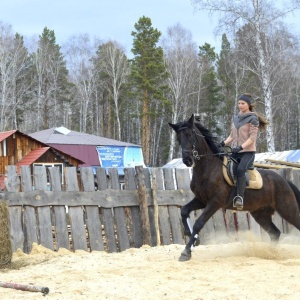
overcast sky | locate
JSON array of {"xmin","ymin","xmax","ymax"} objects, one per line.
[{"xmin": 1, "ymin": 0, "xmax": 300, "ymax": 57}]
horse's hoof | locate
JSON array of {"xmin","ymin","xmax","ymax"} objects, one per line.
[
  {"xmin": 195, "ymin": 237, "xmax": 200, "ymax": 246},
  {"xmin": 178, "ymin": 248, "xmax": 191, "ymax": 262}
]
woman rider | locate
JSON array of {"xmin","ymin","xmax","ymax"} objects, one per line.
[{"xmin": 220, "ymin": 93, "xmax": 268, "ymax": 209}]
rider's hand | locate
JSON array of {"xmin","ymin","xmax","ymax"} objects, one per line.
[
  {"xmin": 231, "ymin": 145, "xmax": 243, "ymax": 153},
  {"xmin": 218, "ymin": 141, "xmax": 225, "ymax": 148}
]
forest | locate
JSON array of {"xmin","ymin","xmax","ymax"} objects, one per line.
[{"xmin": 1, "ymin": 0, "xmax": 300, "ymax": 166}]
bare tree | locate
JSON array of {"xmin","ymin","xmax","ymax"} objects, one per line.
[
  {"xmin": 96, "ymin": 41, "xmax": 129, "ymax": 140},
  {"xmin": 162, "ymin": 23, "xmax": 199, "ymax": 160},
  {"xmin": 192, "ymin": 0, "xmax": 300, "ymax": 151},
  {"xmin": 63, "ymin": 34, "xmax": 100, "ymax": 132},
  {"xmin": 0, "ymin": 23, "xmax": 30, "ymax": 131}
]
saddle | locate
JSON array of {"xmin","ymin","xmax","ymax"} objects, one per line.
[{"xmin": 222, "ymin": 156, "xmax": 263, "ymax": 189}]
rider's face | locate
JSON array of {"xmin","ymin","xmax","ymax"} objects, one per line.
[{"xmin": 238, "ymin": 100, "xmax": 250, "ymax": 114}]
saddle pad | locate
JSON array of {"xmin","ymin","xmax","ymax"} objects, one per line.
[{"xmin": 222, "ymin": 156, "xmax": 263, "ymax": 190}]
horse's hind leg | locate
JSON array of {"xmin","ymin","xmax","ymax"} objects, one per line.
[
  {"xmin": 275, "ymin": 201, "xmax": 300, "ymax": 232},
  {"xmin": 250, "ymin": 208, "xmax": 281, "ymax": 242}
]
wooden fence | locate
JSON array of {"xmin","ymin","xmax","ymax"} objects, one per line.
[{"xmin": 0, "ymin": 165, "xmax": 299, "ymax": 254}]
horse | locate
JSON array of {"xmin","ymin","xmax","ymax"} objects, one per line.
[{"xmin": 169, "ymin": 114, "xmax": 300, "ymax": 261}]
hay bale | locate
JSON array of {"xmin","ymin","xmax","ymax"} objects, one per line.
[{"xmin": 0, "ymin": 201, "xmax": 12, "ymax": 266}]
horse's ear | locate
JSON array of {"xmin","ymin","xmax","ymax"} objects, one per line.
[
  {"xmin": 169, "ymin": 123, "xmax": 179, "ymax": 132},
  {"xmin": 187, "ymin": 114, "xmax": 195, "ymax": 125}
]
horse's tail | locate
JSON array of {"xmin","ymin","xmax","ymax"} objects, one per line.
[{"xmin": 288, "ymin": 181, "xmax": 300, "ymax": 209}]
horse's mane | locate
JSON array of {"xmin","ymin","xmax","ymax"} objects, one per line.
[{"xmin": 194, "ymin": 122, "xmax": 220, "ymax": 155}]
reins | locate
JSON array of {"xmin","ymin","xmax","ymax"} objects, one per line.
[{"xmin": 178, "ymin": 125, "xmax": 233, "ymax": 166}]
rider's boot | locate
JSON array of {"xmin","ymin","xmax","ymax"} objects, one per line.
[{"xmin": 233, "ymin": 175, "xmax": 246, "ymax": 210}]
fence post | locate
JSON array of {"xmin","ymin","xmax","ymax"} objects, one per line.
[{"xmin": 135, "ymin": 166, "xmax": 151, "ymax": 246}]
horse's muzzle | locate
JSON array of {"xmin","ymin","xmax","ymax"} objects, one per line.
[{"xmin": 182, "ymin": 155, "xmax": 194, "ymax": 167}]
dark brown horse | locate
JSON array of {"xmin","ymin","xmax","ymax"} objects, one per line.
[{"xmin": 169, "ymin": 114, "xmax": 300, "ymax": 261}]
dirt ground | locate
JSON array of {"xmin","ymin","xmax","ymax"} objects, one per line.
[{"xmin": 0, "ymin": 232, "xmax": 300, "ymax": 300}]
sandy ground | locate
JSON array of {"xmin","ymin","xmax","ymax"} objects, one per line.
[{"xmin": 0, "ymin": 233, "xmax": 300, "ymax": 300}]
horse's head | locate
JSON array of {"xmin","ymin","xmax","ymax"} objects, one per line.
[{"xmin": 169, "ymin": 114, "xmax": 198, "ymax": 167}]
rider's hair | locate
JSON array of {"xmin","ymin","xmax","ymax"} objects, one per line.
[{"xmin": 244, "ymin": 93, "xmax": 269, "ymax": 131}]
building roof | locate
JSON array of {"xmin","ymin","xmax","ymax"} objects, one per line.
[
  {"xmin": 0, "ymin": 130, "xmax": 17, "ymax": 142},
  {"xmin": 29, "ymin": 127, "xmax": 141, "ymax": 147},
  {"xmin": 0, "ymin": 129, "xmax": 84, "ymax": 165},
  {"xmin": 15, "ymin": 147, "xmax": 50, "ymax": 168},
  {"xmin": 49, "ymin": 144, "xmax": 100, "ymax": 167}
]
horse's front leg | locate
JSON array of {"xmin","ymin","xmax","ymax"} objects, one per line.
[
  {"xmin": 179, "ymin": 202, "xmax": 220, "ymax": 262},
  {"xmin": 181, "ymin": 197, "xmax": 206, "ymax": 237}
]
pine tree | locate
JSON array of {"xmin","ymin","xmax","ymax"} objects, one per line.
[
  {"xmin": 198, "ymin": 43, "xmax": 222, "ymax": 135},
  {"xmin": 130, "ymin": 16, "xmax": 168, "ymax": 165},
  {"xmin": 32, "ymin": 27, "xmax": 71, "ymax": 129}
]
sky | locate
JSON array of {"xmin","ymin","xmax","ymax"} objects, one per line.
[
  {"xmin": 0, "ymin": 0, "xmax": 221, "ymax": 55},
  {"xmin": 1, "ymin": 0, "xmax": 300, "ymax": 57}
]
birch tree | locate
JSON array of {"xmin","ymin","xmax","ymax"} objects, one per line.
[
  {"xmin": 161, "ymin": 23, "xmax": 198, "ymax": 161},
  {"xmin": 0, "ymin": 23, "xmax": 30, "ymax": 131},
  {"xmin": 192, "ymin": 0, "xmax": 300, "ymax": 152},
  {"xmin": 64, "ymin": 34, "xmax": 100, "ymax": 132},
  {"xmin": 96, "ymin": 41, "xmax": 129, "ymax": 140}
]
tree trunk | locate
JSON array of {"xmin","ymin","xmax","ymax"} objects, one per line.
[{"xmin": 142, "ymin": 91, "xmax": 150, "ymax": 165}]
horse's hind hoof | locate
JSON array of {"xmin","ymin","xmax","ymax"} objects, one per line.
[{"xmin": 178, "ymin": 248, "xmax": 191, "ymax": 262}]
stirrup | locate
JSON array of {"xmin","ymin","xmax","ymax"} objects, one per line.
[{"xmin": 233, "ymin": 195, "xmax": 243, "ymax": 210}]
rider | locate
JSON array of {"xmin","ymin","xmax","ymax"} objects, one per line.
[{"xmin": 220, "ymin": 93, "xmax": 268, "ymax": 209}]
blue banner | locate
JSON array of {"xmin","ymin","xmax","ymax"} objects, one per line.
[{"xmin": 97, "ymin": 146, "xmax": 125, "ymax": 168}]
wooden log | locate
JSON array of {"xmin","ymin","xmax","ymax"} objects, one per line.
[
  {"xmin": 0, "ymin": 281, "xmax": 49, "ymax": 295},
  {"xmin": 266, "ymin": 159, "xmax": 300, "ymax": 168},
  {"xmin": 254, "ymin": 163, "xmax": 299, "ymax": 170},
  {"xmin": 135, "ymin": 166, "xmax": 151, "ymax": 246}
]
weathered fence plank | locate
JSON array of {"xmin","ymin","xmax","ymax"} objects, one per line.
[
  {"xmin": 65, "ymin": 167, "xmax": 87, "ymax": 251},
  {"xmin": 34, "ymin": 166, "xmax": 54, "ymax": 251},
  {"xmin": 96, "ymin": 168, "xmax": 117, "ymax": 253},
  {"xmin": 109, "ymin": 168, "xmax": 130, "ymax": 252},
  {"xmin": 20, "ymin": 166, "xmax": 38, "ymax": 253},
  {"xmin": 175, "ymin": 168, "xmax": 192, "ymax": 243},
  {"xmin": 136, "ymin": 166, "xmax": 152, "ymax": 246},
  {"xmin": 124, "ymin": 168, "xmax": 142, "ymax": 248},
  {"xmin": 155, "ymin": 168, "xmax": 171, "ymax": 245},
  {"xmin": 212, "ymin": 209, "xmax": 227, "ymax": 242},
  {"xmin": 81, "ymin": 167, "xmax": 104, "ymax": 252},
  {"xmin": 48, "ymin": 167, "xmax": 70, "ymax": 251},
  {"xmin": 163, "ymin": 168, "xmax": 183, "ymax": 245},
  {"xmin": 5, "ymin": 166, "xmax": 23, "ymax": 252}
]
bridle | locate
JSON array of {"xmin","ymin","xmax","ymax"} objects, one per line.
[
  {"xmin": 178, "ymin": 125, "xmax": 226, "ymax": 163},
  {"xmin": 178, "ymin": 126, "xmax": 206, "ymax": 161}
]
